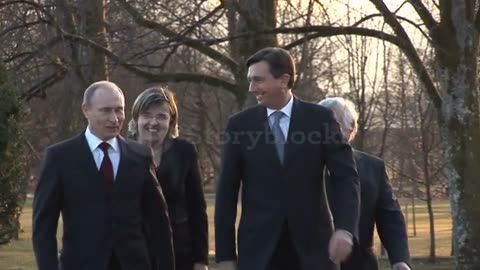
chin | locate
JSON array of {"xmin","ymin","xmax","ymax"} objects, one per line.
[
  {"xmin": 261, "ymin": 101, "xmax": 275, "ymax": 109},
  {"xmin": 257, "ymin": 99, "xmax": 266, "ymax": 106}
]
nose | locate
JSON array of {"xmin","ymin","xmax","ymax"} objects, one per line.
[
  {"xmin": 148, "ymin": 115, "xmax": 161, "ymax": 125},
  {"xmin": 248, "ymin": 82, "xmax": 256, "ymax": 93},
  {"xmin": 108, "ymin": 111, "xmax": 119, "ymax": 124}
]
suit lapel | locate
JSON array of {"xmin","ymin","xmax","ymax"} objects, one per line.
[
  {"xmin": 284, "ymin": 97, "xmax": 304, "ymax": 167},
  {"xmin": 115, "ymin": 136, "xmax": 152, "ymax": 194},
  {"xmin": 255, "ymin": 98, "xmax": 305, "ymax": 168},
  {"xmin": 115, "ymin": 136, "xmax": 135, "ymax": 192},
  {"xmin": 254, "ymin": 105, "xmax": 282, "ymax": 166},
  {"xmin": 74, "ymin": 133, "xmax": 110, "ymax": 192}
]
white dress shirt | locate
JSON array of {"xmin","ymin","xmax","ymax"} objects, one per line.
[
  {"xmin": 266, "ymin": 96, "xmax": 294, "ymax": 140},
  {"xmin": 84, "ymin": 127, "xmax": 120, "ymax": 180}
]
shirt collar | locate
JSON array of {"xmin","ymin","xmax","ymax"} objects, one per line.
[
  {"xmin": 266, "ymin": 95, "xmax": 294, "ymax": 118},
  {"xmin": 84, "ymin": 126, "xmax": 120, "ymax": 153}
]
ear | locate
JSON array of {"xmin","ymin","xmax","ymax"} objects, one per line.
[
  {"xmin": 81, "ymin": 104, "xmax": 89, "ymax": 119},
  {"xmin": 280, "ymin": 74, "xmax": 290, "ymax": 88}
]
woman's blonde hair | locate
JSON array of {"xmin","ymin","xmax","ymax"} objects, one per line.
[{"xmin": 128, "ymin": 86, "xmax": 179, "ymax": 139}]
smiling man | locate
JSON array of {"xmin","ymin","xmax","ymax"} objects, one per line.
[
  {"xmin": 215, "ymin": 47, "xmax": 360, "ymax": 270},
  {"xmin": 32, "ymin": 81, "xmax": 174, "ymax": 270}
]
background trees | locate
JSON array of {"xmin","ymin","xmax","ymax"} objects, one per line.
[
  {"xmin": 2, "ymin": 1, "xmax": 479, "ymax": 268},
  {"xmin": 0, "ymin": 62, "xmax": 28, "ymax": 244}
]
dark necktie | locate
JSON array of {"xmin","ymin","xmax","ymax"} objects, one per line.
[
  {"xmin": 99, "ymin": 142, "xmax": 114, "ymax": 190},
  {"xmin": 271, "ymin": 111, "xmax": 286, "ymax": 163}
]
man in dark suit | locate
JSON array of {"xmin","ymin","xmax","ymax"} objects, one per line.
[
  {"xmin": 319, "ymin": 97, "xmax": 410, "ymax": 270},
  {"xmin": 32, "ymin": 81, "xmax": 175, "ymax": 270},
  {"xmin": 215, "ymin": 47, "xmax": 360, "ymax": 270}
]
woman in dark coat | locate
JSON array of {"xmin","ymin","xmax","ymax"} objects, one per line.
[{"xmin": 129, "ymin": 87, "xmax": 209, "ymax": 270}]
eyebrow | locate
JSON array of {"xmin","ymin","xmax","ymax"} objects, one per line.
[
  {"xmin": 100, "ymin": 106, "xmax": 124, "ymax": 110},
  {"xmin": 247, "ymin": 75, "xmax": 263, "ymax": 80},
  {"xmin": 141, "ymin": 111, "xmax": 169, "ymax": 115}
]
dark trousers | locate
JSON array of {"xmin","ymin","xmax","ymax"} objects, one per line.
[
  {"xmin": 266, "ymin": 224, "xmax": 301, "ymax": 270},
  {"xmin": 175, "ymin": 251, "xmax": 194, "ymax": 270},
  {"xmin": 341, "ymin": 247, "xmax": 378, "ymax": 270},
  {"xmin": 107, "ymin": 252, "xmax": 122, "ymax": 270}
]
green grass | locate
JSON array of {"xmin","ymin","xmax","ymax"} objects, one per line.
[
  {"xmin": 0, "ymin": 199, "xmax": 36, "ymax": 270},
  {"xmin": 397, "ymin": 201, "xmax": 452, "ymax": 257},
  {"xmin": 0, "ymin": 198, "xmax": 454, "ymax": 270}
]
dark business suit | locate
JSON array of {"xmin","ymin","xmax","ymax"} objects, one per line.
[
  {"xmin": 215, "ymin": 98, "xmax": 360, "ymax": 270},
  {"xmin": 156, "ymin": 138, "xmax": 209, "ymax": 270},
  {"xmin": 329, "ymin": 150, "xmax": 410, "ymax": 270},
  {"xmin": 32, "ymin": 133, "xmax": 175, "ymax": 270}
]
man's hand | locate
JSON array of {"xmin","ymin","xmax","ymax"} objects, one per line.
[
  {"xmin": 328, "ymin": 230, "xmax": 353, "ymax": 264},
  {"xmin": 392, "ymin": 262, "xmax": 411, "ymax": 270},
  {"xmin": 193, "ymin": 263, "xmax": 208, "ymax": 270},
  {"xmin": 217, "ymin": 260, "xmax": 237, "ymax": 270}
]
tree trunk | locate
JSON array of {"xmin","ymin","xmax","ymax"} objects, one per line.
[
  {"xmin": 82, "ymin": 0, "xmax": 109, "ymax": 81},
  {"xmin": 228, "ymin": 0, "xmax": 278, "ymax": 107},
  {"xmin": 54, "ymin": 0, "xmax": 109, "ymax": 140},
  {"xmin": 422, "ymin": 134, "xmax": 436, "ymax": 261},
  {"xmin": 436, "ymin": 2, "xmax": 480, "ymax": 268},
  {"xmin": 408, "ymin": 159, "xmax": 418, "ymax": 237},
  {"xmin": 426, "ymin": 188, "xmax": 436, "ymax": 262},
  {"xmin": 442, "ymin": 97, "xmax": 480, "ymax": 269},
  {"xmin": 411, "ymin": 196, "xmax": 417, "ymax": 237}
]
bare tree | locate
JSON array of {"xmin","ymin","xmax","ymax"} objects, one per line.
[{"xmin": 3, "ymin": 1, "xmax": 480, "ymax": 267}]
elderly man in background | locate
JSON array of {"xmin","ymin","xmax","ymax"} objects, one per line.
[{"xmin": 319, "ymin": 97, "xmax": 411, "ymax": 270}]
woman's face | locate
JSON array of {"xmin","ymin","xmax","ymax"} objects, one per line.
[{"xmin": 137, "ymin": 103, "xmax": 171, "ymax": 147}]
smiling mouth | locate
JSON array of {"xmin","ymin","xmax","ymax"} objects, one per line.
[
  {"xmin": 255, "ymin": 92, "xmax": 266, "ymax": 99},
  {"xmin": 145, "ymin": 128, "xmax": 160, "ymax": 133}
]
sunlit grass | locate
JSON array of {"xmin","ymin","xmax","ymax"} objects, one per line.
[
  {"xmin": 0, "ymin": 198, "xmax": 453, "ymax": 270},
  {"xmin": 375, "ymin": 200, "xmax": 452, "ymax": 257}
]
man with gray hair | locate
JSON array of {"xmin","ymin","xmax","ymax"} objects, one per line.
[
  {"xmin": 33, "ymin": 81, "xmax": 174, "ymax": 270},
  {"xmin": 319, "ymin": 97, "xmax": 411, "ymax": 270}
]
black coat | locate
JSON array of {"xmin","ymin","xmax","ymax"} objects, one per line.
[
  {"xmin": 156, "ymin": 138, "xmax": 209, "ymax": 266},
  {"xmin": 215, "ymin": 98, "xmax": 360, "ymax": 270},
  {"xmin": 32, "ymin": 134, "xmax": 174, "ymax": 270},
  {"xmin": 329, "ymin": 150, "xmax": 410, "ymax": 270}
]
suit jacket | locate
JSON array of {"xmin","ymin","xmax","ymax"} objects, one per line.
[
  {"xmin": 32, "ymin": 133, "xmax": 175, "ymax": 270},
  {"xmin": 330, "ymin": 150, "xmax": 410, "ymax": 270},
  {"xmin": 215, "ymin": 98, "xmax": 360, "ymax": 270},
  {"xmin": 156, "ymin": 138, "xmax": 209, "ymax": 264}
]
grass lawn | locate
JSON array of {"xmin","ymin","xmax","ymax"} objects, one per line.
[{"xmin": 0, "ymin": 198, "xmax": 453, "ymax": 270}]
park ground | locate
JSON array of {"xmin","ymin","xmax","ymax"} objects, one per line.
[{"xmin": 0, "ymin": 198, "xmax": 453, "ymax": 270}]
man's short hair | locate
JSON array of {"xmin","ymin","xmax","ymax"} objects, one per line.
[
  {"xmin": 246, "ymin": 47, "xmax": 296, "ymax": 89},
  {"xmin": 83, "ymin": 81, "xmax": 124, "ymax": 106}
]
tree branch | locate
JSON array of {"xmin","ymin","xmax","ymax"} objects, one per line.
[
  {"xmin": 178, "ymin": 2, "xmax": 225, "ymax": 36},
  {"xmin": 115, "ymin": 0, "xmax": 238, "ymax": 71},
  {"xmin": 157, "ymin": 1, "xmax": 225, "ymax": 71},
  {"xmin": 0, "ymin": 21, "xmax": 46, "ymax": 38},
  {"xmin": 199, "ymin": 25, "xmax": 406, "ymax": 50},
  {"xmin": 19, "ymin": 60, "xmax": 67, "ymax": 101},
  {"xmin": 5, "ymin": 37, "xmax": 62, "ymax": 69},
  {"xmin": 352, "ymin": 13, "xmax": 431, "ymax": 41},
  {"xmin": 475, "ymin": 5, "xmax": 480, "ymax": 32},
  {"xmin": 60, "ymin": 32, "xmax": 239, "ymax": 97},
  {"xmin": 0, "ymin": 0, "xmax": 55, "ymax": 21},
  {"xmin": 222, "ymin": 0, "xmax": 258, "ymax": 30},
  {"xmin": 370, "ymin": 0, "xmax": 442, "ymax": 111},
  {"xmin": 407, "ymin": 0, "xmax": 438, "ymax": 33}
]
